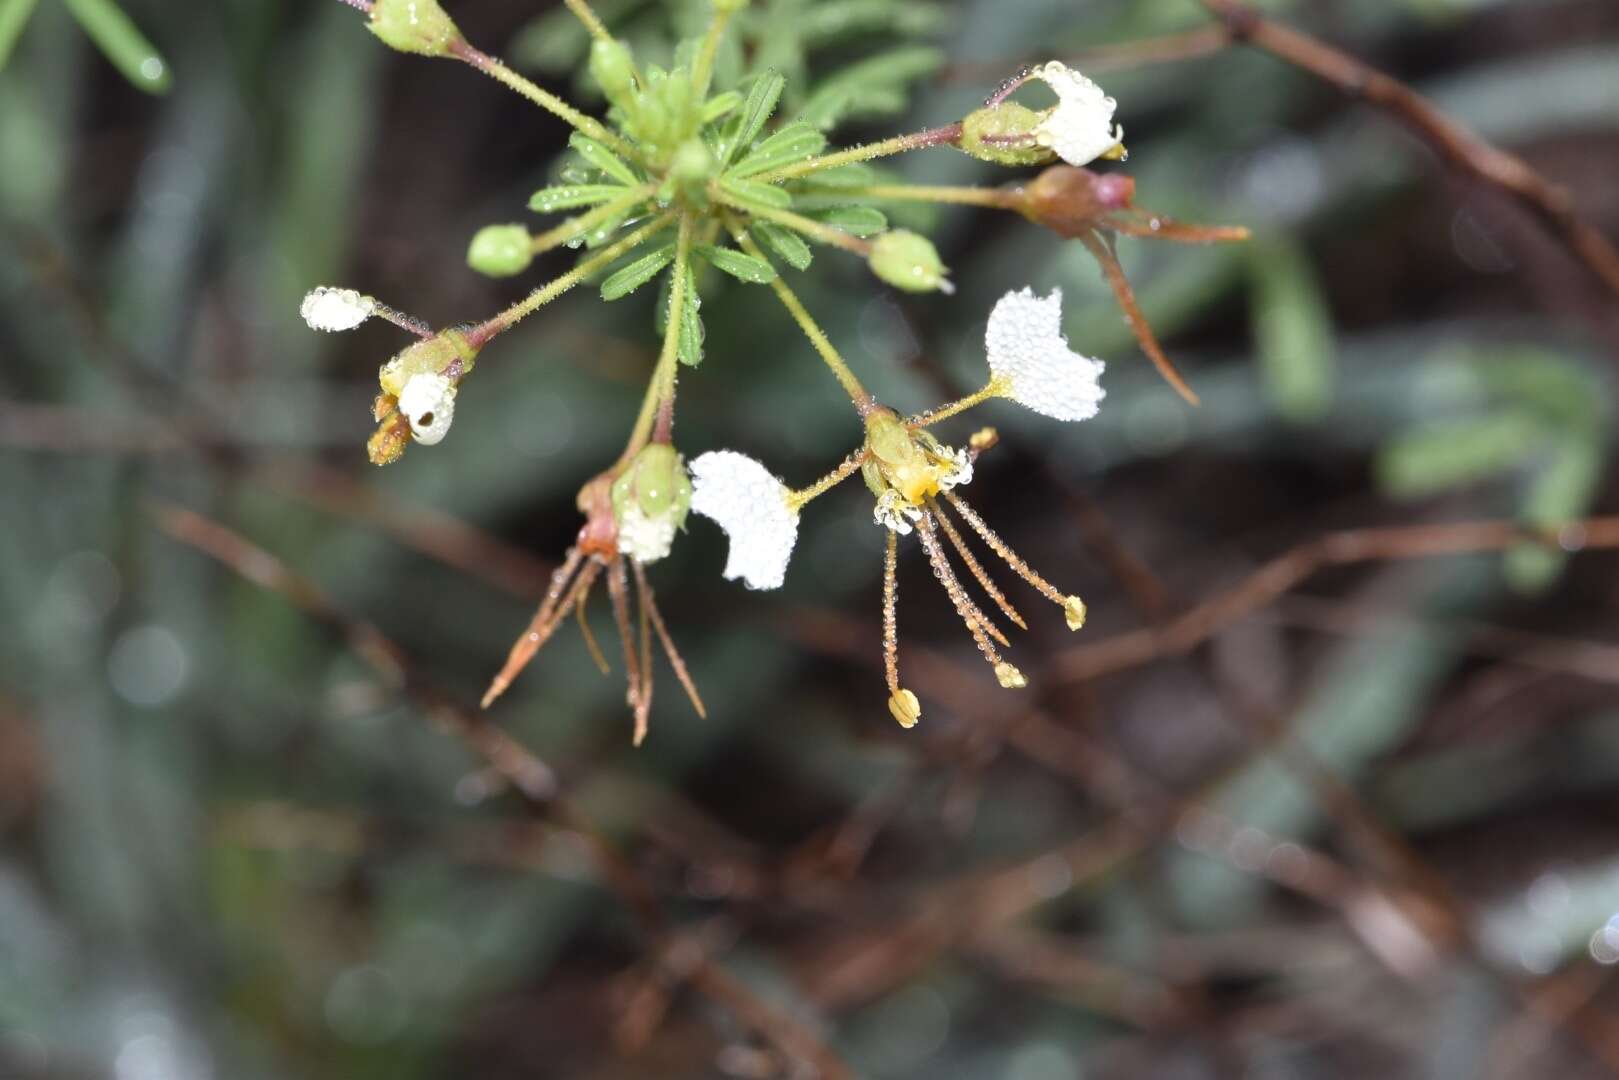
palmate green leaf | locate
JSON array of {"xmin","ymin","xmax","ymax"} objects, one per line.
[
  {"xmin": 812, "ymin": 206, "xmax": 887, "ymax": 237},
  {"xmin": 695, "ymin": 244, "xmax": 777, "ymax": 285},
  {"xmin": 718, "ymin": 175, "xmax": 791, "ymax": 211},
  {"xmin": 751, "ymin": 222, "xmax": 812, "ymax": 271},
  {"xmin": 568, "ymin": 132, "xmax": 639, "ymax": 187},
  {"xmin": 677, "ymin": 263, "xmax": 705, "ymax": 366},
  {"xmin": 729, "ymin": 122, "xmax": 827, "ymax": 178},
  {"xmin": 701, "ymin": 90, "xmax": 742, "ymax": 125},
  {"xmin": 529, "ymin": 184, "xmax": 631, "ymax": 214},
  {"xmin": 0, "ymin": 0, "xmax": 40, "ymax": 71},
  {"xmin": 62, "ymin": 0, "xmax": 169, "ymax": 94},
  {"xmin": 718, "ymin": 70, "xmax": 785, "ymax": 164},
  {"xmin": 600, "ymin": 247, "xmax": 675, "ymax": 301},
  {"xmin": 798, "ymin": 0, "xmax": 949, "ymax": 45}
]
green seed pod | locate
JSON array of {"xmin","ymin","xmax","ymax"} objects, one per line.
[
  {"xmin": 610, "ymin": 445, "xmax": 693, "ymax": 564},
  {"xmin": 864, "ymin": 410, "xmax": 920, "ymax": 469},
  {"xmin": 959, "ymin": 102, "xmax": 1056, "ymax": 167},
  {"xmin": 367, "ymin": 0, "xmax": 463, "ymax": 57},
  {"xmin": 868, "ymin": 230, "xmax": 952, "ymax": 294},
  {"xmin": 378, "ymin": 329, "xmax": 480, "ymax": 398},
  {"xmin": 467, "ymin": 224, "xmax": 533, "ymax": 278}
]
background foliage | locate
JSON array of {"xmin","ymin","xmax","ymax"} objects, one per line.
[{"xmin": 4, "ymin": 0, "xmax": 1619, "ymax": 1076}]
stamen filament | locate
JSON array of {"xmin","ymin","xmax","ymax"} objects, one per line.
[
  {"xmin": 916, "ymin": 512, "xmax": 1013, "ymax": 670},
  {"xmin": 450, "ymin": 41, "xmax": 639, "ymax": 162},
  {"xmin": 483, "ymin": 552, "xmax": 601, "ymax": 707},
  {"xmin": 944, "ymin": 492, "xmax": 1085, "ymax": 631},
  {"xmin": 786, "ymin": 449, "xmax": 869, "ymax": 512},
  {"xmin": 883, "ymin": 529, "xmax": 900, "ymax": 695},
  {"xmin": 576, "ymin": 584, "xmax": 612, "ymax": 674},
  {"xmin": 730, "ymin": 224, "xmax": 873, "ymax": 410},
  {"xmin": 931, "ymin": 499, "xmax": 1027, "ymax": 630},
  {"xmin": 632, "ymin": 561, "xmax": 706, "ymax": 719},
  {"xmin": 531, "ymin": 187, "xmax": 655, "ymax": 256},
  {"xmin": 473, "ymin": 213, "xmax": 676, "ymax": 343},
  {"xmin": 750, "ymin": 124, "xmax": 965, "ymax": 185}
]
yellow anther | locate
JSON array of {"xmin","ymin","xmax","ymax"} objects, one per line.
[
  {"xmin": 994, "ymin": 662, "xmax": 1027, "ymax": 690},
  {"xmin": 968, "ymin": 427, "xmax": 1000, "ymax": 453},
  {"xmin": 1063, "ymin": 595, "xmax": 1088, "ymax": 631},
  {"xmin": 888, "ymin": 688, "xmax": 922, "ymax": 728}
]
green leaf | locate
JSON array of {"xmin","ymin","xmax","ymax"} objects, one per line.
[
  {"xmin": 720, "ymin": 70, "xmax": 785, "ymax": 164},
  {"xmin": 600, "ymin": 248, "xmax": 675, "ymax": 301},
  {"xmin": 677, "ymin": 264, "xmax": 705, "ymax": 366},
  {"xmin": 1249, "ymin": 238, "xmax": 1335, "ymax": 423},
  {"xmin": 0, "ymin": 0, "xmax": 40, "ymax": 72},
  {"xmin": 1375, "ymin": 412, "xmax": 1545, "ymax": 499},
  {"xmin": 729, "ymin": 122, "xmax": 827, "ymax": 178},
  {"xmin": 568, "ymin": 132, "xmax": 639, "ymax": 187},
  {"xmin": 752, "ymin": 223, "xmax": 812, "ymax": 271},
  {"xmin": 695, "ymin": 244, "xmax": 777, "ymax": 285},
  {"xmin": 528, "ymin": 184, "xmax": 631, "ymax": 214},
  {"xmin": 1507, "ymin": 436, "xmax": 1603, "ymax": 592},
  {"xmin": 718, "ymin": 175, "xmax": 791, "ymax": 211},
  {"xmin": 812, "ymin": 206, "xmax": 888, "ymax": 237},
  {"xmin": 701, "ymin": 90, "xmax": 742, "ymax": 126},
  {"xmin": 794, "ymin": 163, "xmax": 879, "ymax": 189},
  {"xmin": 62, "ymin": 0, "xmax": 169, "ymax": 94},
  {"xmin": 798, "ymin": 47, "xmax": 943, "ymax": 130}
]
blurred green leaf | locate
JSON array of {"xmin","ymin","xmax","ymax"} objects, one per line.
[
  {"xmin": 0, "ymin": 0, "xmax": 39, "ymax": 71},
  {"xmin": 600, "ymin": 247, "xmax": 675, "ymax": 300},
  {"xmin": 1375, "ymin": 411, "xmax": 1544, "ymax": 499},
  {"xmin": 695, "ymin": 243, "xmax": 778, "ymax": 284},
  {"xmin": 62, "ymin": 0, "xmax": 168, "ymax": 94},
  {"xmin": 1248, "ymin": 236, "xmax": 1335, "ymax": 422}
]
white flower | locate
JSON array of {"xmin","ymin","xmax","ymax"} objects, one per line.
[
  {"xmin": 397, "ymin": 372, "xmax": 456, "ymax": 445},
  {"xmin": 985, "ymin": 287, "xmax": 1105, "ymax": 422},
  {"xmin": 1032, "ymin": 62, "xmax": 1123, "ymax": 167},
  {"xmin": 300, "ymin": 286, "xmax": 375, "ymax": 332},
  {"xmin": 616, "ymin": 505, "xmax": 679, "ymax": 564},
  {"xmin": 689, "ymin": 451, "xmax": 799, "ymax": 590}
]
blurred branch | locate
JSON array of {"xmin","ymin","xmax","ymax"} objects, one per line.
[
  {"xmin": 1053, "ymin": 516, "xmax": 1619, "ymax": 684},
  {"xmin": 1196, "ymin": 0, "xmax": 1619, "ymax": 302}
]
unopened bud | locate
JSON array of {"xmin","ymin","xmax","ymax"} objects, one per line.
[
  {"xmin": 1022, "ymin": 165, "xmax": 1134, "ymax": 238},
  {"xmin": 368, "ymin": 0, "xmax": 463, "ymax": 57},
  {"xmin": 611, "ymin": 444, "xmax": 693, "ymax": 564},
  {"xmin": 467, "ymin": 224, "xmax": 533, "ymax": 278},
  {"xmin": 958, "ymin": 103, "xmax": 1054, "ymax": 167},
  {"xmin": 589, "ymin": 39, "xmax": 638, "ymax": 112},
  {"xmin": 868, "ymin": 230, "xmax": 952, "ymax": 295},
  {"xmin": 378, "ymin": 329, "xmax": 480, "ymax": 398}
]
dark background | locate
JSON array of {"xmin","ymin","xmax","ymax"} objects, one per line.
[{"xmin": 4, "ymin": 0, "xmax": 1619, "ymax": 1076}]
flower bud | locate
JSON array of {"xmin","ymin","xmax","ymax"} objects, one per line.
[
  {"xmin": 958, "ymin": 102, "xmax": 1055, "ymax": 167},
  {"xmin": 368, "ymin": 0, "xmax": 463, "ymax": 57},
  {"xmin": 868, "ymin": 230, "xmax": 952, "ymax": 294},
  {"xmin": 1022, "ymin": 165, "xmax": 1134, "ymax": 239},
  {"xmin": 467, "ymin": 224, "xmax": 534, "ymax": 278},
  {"xmin": 589, "ymin": 39, "xmax": 638, "ymax": 113},
  {"xmin": 611, "ymin": 445, "xmax": 693, "ymax": 565}
]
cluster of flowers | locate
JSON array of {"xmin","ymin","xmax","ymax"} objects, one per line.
[{"xmin": 304, "ymin": 0, "xmax": 1246, "ymax": 740}]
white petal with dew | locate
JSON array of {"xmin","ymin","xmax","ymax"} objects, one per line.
[
  {"xmin": 985, "ymin": 287, "xmax": 1105, "ymax": 422},
  {"xmin": 689, "ymin": 451, "xmax": 800, "ymax": 590},
  {"xmin": 398, "ymin": 373, "xmax": 456, "ymax": 445},
  {"xmin": 1033, "ymin": 62, "xmax": 1123, "ymax": 167},
  {"xmin": 300, "ymin": 287, "xmax": 375, "ymax": 332}
]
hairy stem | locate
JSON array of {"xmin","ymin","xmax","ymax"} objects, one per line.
[
  {"xmin": 620, "ymin": 213, "xmax": 697, "ymax": 465},
  {"xmin": 854, "ymin": 184, "xmax": 1024, "ymax": 211},
  {"xmin": 751, "ymin": 124, "xmax": 963, "ymax": 185},
  {"xmin": 531, "ymin": 187, "xmax": 654, "ymax": 256}
]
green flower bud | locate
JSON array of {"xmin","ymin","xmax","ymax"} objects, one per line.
[
  {"xmin": 959, "ymin": 102, "xmax": 1056, "ymax": 167},
  {"xmin": 865, "ymin": 410, "xmax": 920, "ymax": 469},
  {"xmin": 668, "ymin": 139, "xmax": 716, "ymax": 187},
  {"xmin": 378, "ymin": 329, "xmax": 480, "ymax": 398},
  {"xmin": 368, "ymin": 0, "xmax": 463, "ymax": 58},
  {"xmin": 610, "ymin": 445, "xmax": 693, "ymax": 564},
  {"xmin": 868, "ymin": 230, "xmax": 952, "ymax": 294},
  {"xmin": 467, "ymin": 224, "xmax": 533, "ymax": 278},
  {"xmin": 589, "ymin": 39, "xmax": 638, "ymax": 113}
]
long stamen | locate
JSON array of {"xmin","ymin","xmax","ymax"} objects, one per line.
[
  {"xmin": 1075, "ymin": 228, "xmax": 1199, "ymax": 406},
  {"xmin": 632, "ymin": 561, "xmax": 706, "ymax": 719},
  {"xmin": 483, "ymin": 552, "xmax": 600, "ymax": 706},
  {"xmin": 883, "ymin": 530, "xmax": 921, "ymax": 728},
  {"xmin": 633, "ymin": 564, "xmax": 654, "ymax": 746},
  {"xmin": 932, "ymin": 499, "xmax": 1028, "ymax": 630},
  {"xmin": 917, "ymin": 513, "xmax": 1026, "ymax": 689},
  {"xmin": 576, "ymin": 577, "xmax": 611, "ymax": 675},
  {"xmin": 606, "ymin": 557, "xmax": 643, "ymax": 737},
  {"xmin": 944, "ymin": 492, "xmax": 1088, "ymax": 632}
]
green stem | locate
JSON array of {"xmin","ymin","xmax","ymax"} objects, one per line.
[
  {"xmin": 728, "ymin": 220, "xmax": 873, "ymax": 410},
  {"xmin": 751, "ymin": 123, "xmax": 963, "ymax": 185},
  {"xmin": 713, "ymin": 192, "xmax": 871, "ymax": 255},
  {"xmin": 530, "ymin": 187, "xmax": 654, "ymax": 255},
  {"xmin": 470, "ymin": 213, "xmax": 676, "ymax": 344},
  {"xmin": 691, "ymin": 2, "xmax": 735, "ymax": 100},
  {"xmin": 620, "ymin": 213, "xmax": 697, "ymax": 464},
  {"xmin": 451, "ymin": 41, "xmax": 639, "ymax": 162},
  {"xmin": 908, "ymin": 380, "xmax": 1005, "ymax": 428},
  {"xmin": 561, "ymin": 0, "xmax": 614, "ymax": 45},
  {"xmin": 853, "ymin": 183, "xmax": 1023, "ymax": 210}
]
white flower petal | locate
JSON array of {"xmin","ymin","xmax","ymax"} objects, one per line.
[
  {"xmin": 397, "ymin": 373, "xmax": 456, "ymax": 445},
  {"xmin": 1033, "ymin": 62, "xmax": 1123, "ymax": 167},
  {"xmin": 689, "ymin": 451, "xmax": 799, "ymax": 590},
  {"xmin": 985, "ymin": 287, "xmax": 1106, "ymax": 422},
  {"xmin": 300, "ymin": 287, "xmax": 375, "ymax": 332},
  {"xmin": 873, "ymin": 490, "xmax": 921, "ymax": 535},
  {"xmin": 616, "ymin": 504, "xmax": 678, "ymax": 565}
]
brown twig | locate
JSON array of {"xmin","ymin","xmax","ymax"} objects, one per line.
[{"xmin": 1196, "ymin": 0, "xmax": 1619, "ymax": 301}]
